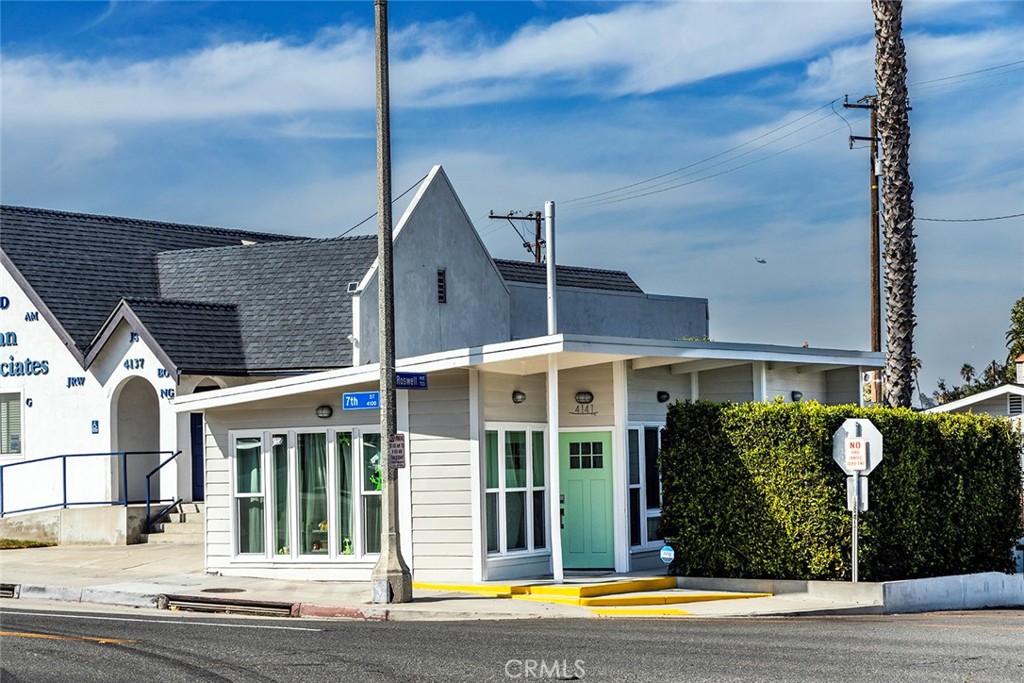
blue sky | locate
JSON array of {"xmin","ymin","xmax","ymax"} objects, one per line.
[{"xmin": 2, "ymin": 1, "xmax": 1022, "ymax": 401}]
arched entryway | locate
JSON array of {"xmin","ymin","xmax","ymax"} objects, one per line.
[{"xmin": 113, "ymin": 376, "xmax": 160, "ymax": 503}]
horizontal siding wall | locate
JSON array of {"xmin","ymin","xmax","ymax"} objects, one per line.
[
  {"xmin": 765, "ymin": 365, "xmax": 828, "ymax": 403},
  {"xmin": 699, "ymin": 364, "xmax": 754, "ymax": 403},
  {"xmin": 628, "ymin": 365, "xmax": 692, "ymax": 422},
  {"xmin": 558, "ymin": 364, "xmax": 614, "ymax": 429},
  {"xmin": 482, "ymin": 371, "xmax": 547, "ymax": 422},
  {"xmin": 826, "ymin": 367, "xmax": 862, "ymax": 405},
  {"xmin": 408, "ymin": 370, "xmax": 474, "ymax": 581}
]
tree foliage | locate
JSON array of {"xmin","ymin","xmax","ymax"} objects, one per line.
[{"xmin": 933, "ymin": 294, "xmax": 1024, "ymax": 403}]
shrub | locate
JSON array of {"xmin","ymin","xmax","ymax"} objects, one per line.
[{"xmin": 660, "ymin": 400, "xmax": 1023, "ymax": 581}]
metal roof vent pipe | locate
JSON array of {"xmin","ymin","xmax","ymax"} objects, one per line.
[{"xmin": 545, "ymin": 200, "xmax": 557, "ymax": 336}]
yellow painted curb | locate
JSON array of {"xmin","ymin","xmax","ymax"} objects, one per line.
[
  {"xmin": 588, "ymin": 607, "xmax": 692, "ymax": 617},
  {"xmin": 411, "ymin": 582, "xmax": 516, "ymax": 598},
  {"xmin": 509, "ymin": 594, "xmax": 584, "ymax": 606},
  {"xmin": 580, "ymin": 592, "xmax": 772, "ymax": 607}
]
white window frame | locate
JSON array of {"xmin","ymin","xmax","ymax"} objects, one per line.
[
  {"xmin": 228, "ymin": 426, "xmax": 381, "ymax": 562},
  {"xmin": 627, "ymin": 423, "xmax": 664, "ymax": 549},
  {"xmin": 483, "ymin": 422, "xmax": 549, "ymax": 557},
  {"xmin": 1, "ymin": 391, "xmax": 23, "ymax": 457}
]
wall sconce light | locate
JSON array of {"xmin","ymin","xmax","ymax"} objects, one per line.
[
  {"xmin": 574, "ymin": 391, "xmax": 594, "ymax": 405},
  {"xmin": 511, "ymin": 390, "xmax": 527, "ymax": 404},
  {"xmin": 315, "ymin": 405, "xmax": 334, "ymax": 419},
  {"xmin": 790, "ymin": 391, "xmax": 803, "ymax": 403},
  {"xmin": 656, "ymin": 391, "xmax": 670, "ymax": 403}
]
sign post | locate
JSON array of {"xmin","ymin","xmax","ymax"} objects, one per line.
[{"xmin": 832, "ymin": 418, "xmax": 883, "ymax": 583}]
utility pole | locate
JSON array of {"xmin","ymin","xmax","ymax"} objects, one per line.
[
  {"xmin": 371, "ymin": 0, "xmax": 412, "ymax": 604},
  {"xmin": 844, "ymin": 95, "xmax": 881, "ymax": 355},
  {"xmin": 488, "ymin": 211, "xmax": 545, "ymax": 263}
]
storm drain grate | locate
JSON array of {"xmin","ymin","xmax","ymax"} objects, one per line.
[
  {"xmin": 201, "ymin": 588, "xmax": 246, "ymax": 594},
  {"xmin": 0, "ymin": 583, "xmax": 20, "ymax": 599},
  {"xmin": 158, "ymin": 593, "xmax": 296, "ymax": 618}
]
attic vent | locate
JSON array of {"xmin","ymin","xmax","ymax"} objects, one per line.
[
  {"xmin": 346, "ymin": 282, "xmax": 359, "ymax": 294},
  {"xmin": 437, "ymin": 269, "xmax": 447, "ymax": 304},
  {"xmin": 1010, "ymin": 395, "xmax": 1023, "ymax": 416}
]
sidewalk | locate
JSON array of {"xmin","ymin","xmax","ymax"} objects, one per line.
[{"xmin": 0, "ymin": 544, "xmax": 875, "ymax": 620}]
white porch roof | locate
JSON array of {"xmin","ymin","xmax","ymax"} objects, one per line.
[{"xmin": 171, "ymin": 333, "xmax": 883, "ymax": 412}]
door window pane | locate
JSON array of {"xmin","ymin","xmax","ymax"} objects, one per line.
[
  {"xmin": 362, "ymin": 433, "xmax": 382, "ymax": 554},
  {"xmin": 485, "ymin": 431, "xmax": 499, "ymax": 489},
  {"xmin": 646, "ymin": 515, "xmax": 662, "ymax": 544},
  {"xmin": 364, "ymin": 496, "xmax": 382, "ymax": 554},
  {"xmin": 486, "ymin": 493, "xmax": 499, "ymax": 553},
  {"xmin": 272, "ymin": 434, "xmax": 289, "ymax": 556},
  {"xmin": 297, "ymin": 433, "xmax": 328, "ymax": 555},
  {"xmin": 628, "ymin": 429, "xmax": 640, "ymax": 485},
  {"xmin": 532, "ymin": 432, "xmax": 545, "ymax": 487},
  {"xmin": 629, "ymin": 489, "xmax": 641, "ymax": 546},
  {"xmin": 236, "ymin": 498, "xmax": 265, "ymax": 554},
  {"xmin": 236, "ymin": 437, "xmax": 262, "ymax": 494},
  {"xmin": 532, "ymin": 490, "xmax": 546, "ymax": 549},
  {"xmin": 336, "ymin": 432, "xmax": 354, "ymax": 555},
  {"xmin": 505, "ymin": 431, "xmax": 527, "ymax": 488},
  {"xmin": 505, "ymin": 491, "xmax": 526, "ymax": 551},
  {"xmin": 363, "ymin": 433, "xmax": 382, "ymax": 492},
  {"xmin": 644, "ymin": 427, "xmax": 661, "ymax": 509}
]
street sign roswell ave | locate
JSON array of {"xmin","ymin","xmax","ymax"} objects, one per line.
[{"xmin": 832, "ymin": 418, "xmax": 883, "ymax": 475}]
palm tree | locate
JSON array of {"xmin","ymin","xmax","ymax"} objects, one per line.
[
  {"xmin": 873, "ymin": 0, "xmax": 917, "ymax": 408},
  {"xmin": 960, "ymin": 363, "xmax": 976, "ymax": 385}
]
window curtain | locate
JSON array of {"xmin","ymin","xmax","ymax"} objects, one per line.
[
  {"xmin": 272, "ymin": 435, "xmax": 290, "ymax": 555},
  {"xmin": 298, "ymin": 433, "xmax": 328, "ymax": 555},
  {"xmin": 336, "ymin": 432, "xmax": 353, "ymax": 554},
  {"xmin": 236, "ymin": 437, "xmax": 263, "ymax": 554}
]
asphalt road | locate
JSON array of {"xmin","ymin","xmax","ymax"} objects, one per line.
[{"xmin": 1, "ymin": 605, "xmax": 1022, "ymax": 683}]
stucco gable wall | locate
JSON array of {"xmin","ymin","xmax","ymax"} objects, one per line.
[{"xmin": 359, "ymin": 168, "xmax": 510, "ymax": 363}]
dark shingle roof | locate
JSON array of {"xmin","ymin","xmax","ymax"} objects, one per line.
[
  {"xmin": 157, "ymin": 237, "xmax": 377, "ymax": 371},
  {"xmin": 125, "ymin": 299, "xmax": 248, "ymax": 373},
  {"xmin": 0, "ymin": 205, "xmax": 299, "ymax": 351},
  {"xmin": 494, "ymin": 259, "xmax": 643, "ymax": 293}
]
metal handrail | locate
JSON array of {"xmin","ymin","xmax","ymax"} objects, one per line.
[
  {"xmin": 146, "ymin": 450, "xmax": 183, "ymax": 533},
  {"xmin": 0, "ymin": 450, "xmax": 178, "ymax": 517}
]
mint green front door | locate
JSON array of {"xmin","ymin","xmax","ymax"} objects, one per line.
[{"xmin": 559, "ymin": 431, "xmax": 614, "ymax": 569}]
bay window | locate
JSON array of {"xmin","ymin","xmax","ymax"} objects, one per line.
[{"xmin": 230, "ymin": 428, "xmax": 382, "ymax": 561}]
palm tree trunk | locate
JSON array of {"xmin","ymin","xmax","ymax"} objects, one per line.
[{"xmin": 873, "ymin": 0, "xmax": 917, "ymax": 408}]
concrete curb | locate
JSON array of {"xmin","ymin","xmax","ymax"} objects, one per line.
[
  {"xmin": 17, "ymin": 584, "xmax": 159, "ymax": 609},
  {"xmin": 297, "ymin": 603, "xmax": 388, "ymax": 621}
]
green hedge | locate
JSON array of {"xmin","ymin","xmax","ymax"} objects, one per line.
[{"xmin": 660, "ymin": 401, "xmax": 1023, "ymax": 581}]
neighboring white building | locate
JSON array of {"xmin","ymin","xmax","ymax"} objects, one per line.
[{"xmin": 1, "ymin": 165, "xmax": 882, "ymax": 579}]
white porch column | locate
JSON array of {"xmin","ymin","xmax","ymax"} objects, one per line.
[
  {"xmin": 612, "ymin": 360, "xmax": 629, "ymax": 573},
  {"xmin": 468, "ymin": 369, "xmax": 486, "ymax": 581},
  {"xmin": 546, "ymin": 354, "xmax": 563, "ymax": 582}
]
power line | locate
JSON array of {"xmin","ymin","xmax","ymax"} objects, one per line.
[
  {"xmin": 338, "ymin": 173, "xmax": 428, "ymax": 237},
  {"xmin": 561, "ymin": 98, "xmax": 842, "ymax": 205},
  {"xmin": 577, "ymin": 124, "xmax": 846, "ymax": 209},
  {"xmin": 917, "ymin": 212, "xmax": 1024, "ymax": 223},
  {"xmin": 909, "ymin": 59, "xmax": 1024, "ymax": 87}
]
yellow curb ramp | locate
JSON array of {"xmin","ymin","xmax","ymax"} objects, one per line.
[
  {"xmin": 580, "ymin": 591, "xmax": 772, "ymax": 607},
  {"xmin": 414, "ymin": 577, "xmax": 677, "ymax": 601}
]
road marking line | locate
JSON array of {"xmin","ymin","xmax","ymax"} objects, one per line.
[
  {"xmin": 3, "ymin": 611, "xmax": 324, "ymax": 632},
  {"xmin": 0, "ymin": 630, "xmax": 138, "ymax": 644}
]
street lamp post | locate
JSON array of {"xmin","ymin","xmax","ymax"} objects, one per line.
[{"xmin": 370, "ymin": 0, "xmax": 412, "ymax": 604}]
